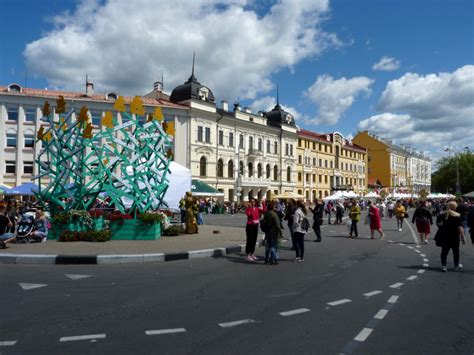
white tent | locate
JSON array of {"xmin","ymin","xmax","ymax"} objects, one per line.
[
  {"xmin": 364, "ymin": 191, "xmax": 380, "ymax": 199},
  {"xmin": 323, "ymin": 191, "xmax": 344, "ymax": 202},
  {"xmin": 341, "ymin": 191, "xmax": 358, "ymax": 198}
]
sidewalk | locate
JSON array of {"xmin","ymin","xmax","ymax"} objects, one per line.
[{"xmin": 0, "ymin": 225, "xmax": 258, "ymax": 265}]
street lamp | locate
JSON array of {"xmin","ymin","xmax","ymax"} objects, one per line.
[{"xmin": 444, "ymin": 146, "xmax": 469, "ymax": 194}]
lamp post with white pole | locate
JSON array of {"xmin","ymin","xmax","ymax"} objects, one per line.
[{"xmin": 444, "ymin": 146, "xmax": 469, "ymax": 195}]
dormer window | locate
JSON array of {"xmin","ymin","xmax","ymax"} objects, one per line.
[
  {"xmin": 326, "ymin": 135, "xmax": 330, "ymax": 141},
  {"xmin": 8, "ymin": 84, "xmax": 22, "ymax": 93},
  {"xmin": 198, "ymin": 87, "xmax": 209, "ymax": 101},
  {"xmin": 106, "ymin": 92, "xmax": 117, "ymax": 100}
]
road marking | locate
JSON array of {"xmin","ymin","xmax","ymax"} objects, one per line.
[
  {"xmin": 363, "ymin": 290, "xmax": 383, "ymax": 297},
  {"xmin": 65, "ymin": 274, "xmax": 92, "ymax": 280},
  {"xmin": 398, "ymin": 243, "xmax": 405, "ymax": 246},
  {"xmin": 423, "ymin": 258, "xmax": 429, "ymax": 262},
  {"xmin": 407, "ymin": 246, "xmax": 414, "ymax": 249},
  {"xmin": 327, "ymin": 299, "xmax": 351, "ymax": 306},
  {"xmin": 279, "ymin": 308, "xmax": 310, "ymax": 316},
  {"xmin": 417, "ymin": 269, "xmax": 426, "ymax": 274},
  {"xmin": 218, "ymin": 319, "xmax": 256, "ymax": 328},
  {"xmin": 0, "ymin": 341, "xmax": 17, "ymax": 346},
  {"xmin": 145, "ymin": 328, "xmax": 186, "ymax": 335},
  {"xmin": 388, "ymin": 295, "xmax": 399, "ymax": 304},
  {"xmin": 423, "ymin": 263, "xmax": 429, "ymax": 267},
  {"xmin": 414, "ymin": 250, "xmax": 421, "ymax": 253},
  {"xmin": 420, "ymin": 254, "xmax": 426, "ymax": 257},
  {"xmin": 407, "ymin": 275, "xmax": 418, "ymax": 281},
  {"xmin": 19, "ymin": 283, "xmax": 47, "ymax": 290},
  {"xmin": 415, "ymin": 245, "xmax": 421, "ymax": 248},
  {"xmin": 354, "ymin": 328, "xmax": 373, "ymax": 342},
  {"xmin": 389, "ymin": 282, "xmax": 404, "ymax": 289},
  {"xmin": 374, "ymin": 309, "xmax": 389, "ymax": 320},
  {"xmin": 60, "ymin": 334, "xmax": 106, "ymax": 342}
]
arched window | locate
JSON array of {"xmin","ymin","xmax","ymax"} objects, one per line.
[
  {"xmin": 257, "ymin": 163, "xmax": 262, "ymax": 178},
  {"xmin": 228, "ymin": 160, "xmax": 234, "ymax": 178},
  {"xmin": 273, "ymin": 165, "xmax": 278, "ymax": 181},
  {"xmin": 217, "ymin": 159, "xmax": 224, "ymax": 177},
  {"xmin": 249, "ymin": 137, "xmax": 254, "ymax": 151},
  {"xmin": 286, "ymin": 166, "xmax": 291, "ymax": 182},
  {"xmin": 266, "ymin": 164, "xmax": 271, "ymax": 179},
  {"xmin": 248, "ymin": 162, "xmax": 253, "ymax": 177},
  {"xmin": 200, "ymin": 156, "xmax": 207, "ymax": 176},
  {"xmin": 239, "ymin": 161, "xmax": 244, "ymax": 176}
]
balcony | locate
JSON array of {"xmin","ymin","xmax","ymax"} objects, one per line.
[
  {"xmin": 241, "ymin": 176, "xmax": 271, "ymax": 187},
  {"xmin": 247, "ymin": 148, "xmax": 263, "ymax": 158}
]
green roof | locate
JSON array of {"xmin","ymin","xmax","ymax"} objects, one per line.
[{"xmin": 191, "ymin": 179, "xmax": 224, "ymax": 197}]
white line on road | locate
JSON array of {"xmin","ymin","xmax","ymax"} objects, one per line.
[
  {"xmin": 327, "ymin": 299, "xmax": 352, "ymax": 306},
  {"xmin": 65, "ymin": 274, "xmax": 93, "ymax": 280},
  {"xmin": 423, "ymin": 263, "xmax": 429, "ymax": 267},
  {"xmin": 418, "ymin": 269, "xmax": 426, "ymax": 274},
  {"xmin": 374, "ymin": 309, "xmax": 389, "ymax": 320},
  {"xmin": 414, "ymin": 250, "xmax": 421, "ymax": 253},
  {"xmin": 415, "ymin": 245, "xmax": 421, "ymax": 248},
  {"xmin": 0, "ymin": 341, "xmax": 17, "ymax": 346},
  {"xmin": 354, "ymin": 328, "xmax": 373, "ymax": 342},
  {"xmin": 60, "ymin": 334, "xmax": 106, "ymax": 342},
  {"xmin": 19, "ymin": 283, "xmax": 47, "ymax": 290},
  {"xmin": 363, "ymin": 290, "xmax": 383, "ymax": 297},
  {"xmin": 398, "ymin": 243, "xmax": 405, "ymax": 246},
  {"xmin": 388, "ymin": 295, "xmax": 399, "ymax": 304},
  {"xmin": 279, "ymin": 308, "xmax": 311, "ymax": 316},
  {"xmin": 407, "ymin": 246, "xmax": 414, "ymax": 249},
  {"xmin": 219, "ymin": 319, "xmax": 257, "ymax": 328},
  {"xmin": 389, "ymin": 282, "xmax": 404, "ymax": 289},
  {"xmin": 145, "ymin": 328, "xmax": 186, "ymax": 335},
  {"xmin": 407, "ymin": 275, "xmax": 418, "ymax": 281},
  {"xmin": 423, "ymin": 258, "xmax": 429, "ymax": 262},
  {"xmin": 420, "ymin": 254, "xmax": 426, "ymax": 257}
]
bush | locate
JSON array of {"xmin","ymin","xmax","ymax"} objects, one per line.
[
  {"xmin": 162, "ymin": 224, "xmax": 184, "ymax": 236},
  {"xmin": 138, "ymin": 212, "xmax": 164, "ymax": 224},
  {"xmin": 59, "ymin": 230, "xmax": 111, "ymax": 242}
]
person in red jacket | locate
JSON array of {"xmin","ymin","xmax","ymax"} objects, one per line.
[{"xmin": 245, "ymin": 199, "xmax": 264, "ymax": 261}]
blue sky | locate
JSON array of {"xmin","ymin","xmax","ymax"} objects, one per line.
[{"xmin": 1, "ymin": 0, "xmax": 473, "ymax": 159}]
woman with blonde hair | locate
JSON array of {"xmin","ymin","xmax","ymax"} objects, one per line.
[{"xmin": 435, "ymin": 201, "xmax": 466, "ymax": 272}]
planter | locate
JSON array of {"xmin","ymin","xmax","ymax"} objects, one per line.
[
  {"xmin": 49, "ymin": 217, "xmax": 105, "ymax": 240},
  {"xmin": 110, "ymin": 219, "xmax": 161, "ymax": 240}
]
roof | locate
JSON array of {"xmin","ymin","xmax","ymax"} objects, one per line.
[
  {"xmin": 298, "ymin": 129, "xmax": 367, "ymax": 152},
  {"xmin": 169, "ymin": 74, "xmax": 215, "ymax": 103},
  {"xmin": 0, "ymin": 85, "xmax": 187, "ymax": 110},
  {"xmin": 264, "ymin": 103, "xmax": 295, "ymax": 127}
]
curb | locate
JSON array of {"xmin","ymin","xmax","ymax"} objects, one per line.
[{"xmin": 0, "ymin": 242, "xmax": 263, "ymax": 265}]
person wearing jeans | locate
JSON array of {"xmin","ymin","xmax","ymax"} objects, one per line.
[
  {"xmin": 348, "ymin": 200, "xmax": 361, "ymax": 238},
  {"xmin": 245, "ymin": 199, "xmax": 263, "ymax": 262},
  {"xmin": 292, "ymin": 200, "xmax": 308, "ymax": 262},
  {"xmin": 437, "ymin": 201, "xmax": 466, "ymax": 272},
  {"xmin": 262, "ymin": 201, "xmax": 282, "ymax": 265}
]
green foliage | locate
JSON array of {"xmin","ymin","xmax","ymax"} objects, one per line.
[
  {"xmin": 418, "ymin": 189, "xmax": 429, "ymax": 200},
  {"xmin": 137, "ymin": 212, "xmax": 164, "ymax": 224},
  {"xmin": 51, "ymin": 210, "xmax": 94, "ymax": 229},
  {"xmin": 162, "ymin": 224, "xmax": 184, "ymax": 236},
  {"xmin": 432, "ymin": 152, "xmax": 474, "ymax": 194},
  {"xmin": 59, "ymin": 230, "xmax": 111, "ymax": 242}
]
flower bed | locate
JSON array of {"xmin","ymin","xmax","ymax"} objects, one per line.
[{"xmin": 110, "ymin": 218, "xmax": 161, "ymax": 240}]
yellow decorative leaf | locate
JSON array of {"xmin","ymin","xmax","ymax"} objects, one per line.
[
  {"xmin": 102, "ymin": 111, "xmax": 114, "ymax": 128},
  {"xmin": 43, "ymin": 131, "xmax": 52, "ymax": 142},
  {"xmin": 83, "ymin": 123, "xmax": 93, "ymax": 138},
  {"xmin": 37, "ymin": 126, "xmax": 45, "ymax": 140},
  {"xmin": 164, "ymin": 121, "xmax": 175, "ymax": 136},
  {"xmin": 103, "ymin": 159, "xmax": 108, "ymax": 166},
  {"xmin": 42, "ymin": 101, "xmax": 50, "ymax": 117},
  {"xmin": 78, "ymin": 106, "xmax": 89, "ymax": 122},
  {"xmin": 114, "ymin": 96, "xmax": 126, "ymax": 112},
  {"xmin": 153, "ymin": 106, "xmax": 164, "ymax": 121},
  {"xmin": 131, "ymin": 96, "xmax": 145, "ymax": 115},
  {"xmin": 60, "ymin": 118, "xmax": 68, "ymax": 131},
  {"xmin": 55, "ymin": 96, "xmax": 66, "ymax": 114},
  {"xmin": 147, "ymin": 113, "xmax": 153, "ymax": 122}
]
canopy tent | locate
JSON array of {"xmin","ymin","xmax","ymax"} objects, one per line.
[
  {"xmin": 341, "ymin": 190, "xmax": 358, "ymax": 198},
  {"xmin": 0, "ymin": 183, "xmax": 12, "ymax": 195},
  {"xmin": 323, "ymin": 191, "xmax": 345, "ymax": 202},
  {"xmin": 191, "ymin": 179, "xmax": 224, "ymax": 197},
  {"xmin": 463, "ymin": 191, "xmax": 474, "ymax": 198},
  {"xmin": 364, "ymin": 191, "xmax": 380, "ymax": 199},
  {"xmin": 427, "ymin": 193, "xmax": 455, "ymax": 199},
  {"xmin": 6, "ymin": 182, "xmax": 39, "ymax": 196},
  {"xmin": 275, "ymin": 191, "xmax": 304, "ymax": 199}
]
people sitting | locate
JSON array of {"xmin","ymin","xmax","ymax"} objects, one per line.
[
  {"xmin": 0, "ymin": 207, "xmax": 49, "ymax": 248},
  {"xmin": 0, "ymin": 205, "xmax": 15, "ymax": 248}
]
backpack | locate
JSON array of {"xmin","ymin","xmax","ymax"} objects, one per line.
[
  {"xmin": 301, "ymin": 217, "xmax": 310, "ymax": 232},
  {"xmin": 260, "ymin": 214, "xmax": 270, "ymax": 233}
]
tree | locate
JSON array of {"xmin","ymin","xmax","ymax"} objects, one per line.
[{"xmin": 431, "ymin": 152, "xmax": 474, "ymax": 194}]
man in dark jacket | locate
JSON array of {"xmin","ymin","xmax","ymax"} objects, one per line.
[
  {"xmin": 467, "ymin": 201, "xmax": 474, "ymax": 244},
  {"xmin": 312, "ymin": 199, "xmax": 324, "ymax": 242},
  {"xmin": 262, "ymin": 201, "xmax": 283, "ymax": 265}
]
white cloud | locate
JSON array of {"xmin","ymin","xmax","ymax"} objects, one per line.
[
  {"xmin": 358, "ymin": 65, "xmax": 474, "ymax": 158},
  {"xmin": 372, "ymin": 56, "xmax": 400, "ymax": 71},
  {"xmin": 24, "ymin": 0, "xmax": 342, "ymax": 101},
  {"xmin": 304, "ymin": 74, "xmax": 374, "ymax": 125}
]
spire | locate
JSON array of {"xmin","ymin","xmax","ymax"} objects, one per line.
[
  {"xmin": 276, "ymin": 83, "xmax": 280, "ymax": 106},
  {"xmin": 161, "ymin": 70, "xmax": 164, "ymax": 91},
  {"xmin": 186, "ymin": 51, "xmax": 198, "ymax": 83},
  {"xmin": 192, "ymin": 51, "xmax": 195, "ymax": 76}
]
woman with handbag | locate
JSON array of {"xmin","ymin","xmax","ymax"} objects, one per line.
[
  {"xmin": 395, "ymin": 200, "xmax": 406, "ymax": 232},
  {"xmin": 412, "ymin": 200, "xmax": 433, "ymax": 244},
  {"xmin": 435, "ymin": 201, "xmax": 466, "ymax": 272}
]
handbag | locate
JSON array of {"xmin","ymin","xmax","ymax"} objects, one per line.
[
  {"xmin": 434, "ymin": 227, "xmax": 443, "ymax": 247},
  {"xmin": 404, "ymin": 212, "xmax": 409, "ymax": 219}
]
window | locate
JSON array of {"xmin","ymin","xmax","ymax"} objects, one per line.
[
  {"xmin": 23, "ymin": 161, "xmax": 34, "ymax": 174},
  {"xmin": 239, "ymin": 161, "xmax": 244, "ymax": 176},
  {"xmin": 228, "ymin": 160, "xmax": 234, "ymax": 178},
  {"xmin": 298, "ymin": 155, "xmax": 302, "ymax": 164},
  {"xmin": 298, "ymin": 172, "xmax": 302, "ymax": 182},
  {"xmin": 313, "ymin": 174, "xmax": 316, "ymax": 182},
  {"xmin": 324, "ymin": 145, "xmax": 328, "ymax": 153},
  {"xmin": 266, "ymin": 164, "xmax": 271, "ymax": 179},
  {"xmin": 325, "ymin": 160, "xmax": 328, "ymax": 168},
  {"xmin": 199, "ymin": 156, "xmax": 207, "ymax": 176},
  {"xmin": 274, "ymin": 142, "xmax": 278, "ymax": 154},
  {"xmin": 217, "ymin": 159, "xmax": 224, "ymax": 177},
  {"xmin": 205, "ymin": 127, "xmax": 211, "ymax": 143},
  {"xmin": 24, "ymin": 107, "xmax": 36, "ymax": 122},
  {"xmin": 91, "ymin": 110, "xmax": 102, "ymax": 126},
  {"xmin": 319, "ymin": 159, "xmax": 322, "ymax": 166},
  {"xmin": 6, "ymin": 161, "xmax": 16, "ymax": 174},
  {"xmin": 229, "ymin": 132, "xmax": 234, "ymax": 147},
  {"xmin": 6, "ymin": 133, "xmax": 17, "ymax": 147},
  {"xmin": 197, "ymin": 126, "xmax": 203, "ymax": 142},
  {"xmin": 239, "ymin": 134, "xmax": 244, "ymax": 149},
  {"xmin": 313, "ymin": 158, "xmax": 316, "ymax": 166},
  {"xmin": 257, "ymin": 163, "xmax": 262, "ymax": 177},
  {"xmin": 267, "ymin": 140, "xmax": 271, "ymax": 153},
  {"xmin": 313, "ymin": 142, "xmax": 316, "ymax": 150},
  {"xmin": 249, "ymin": 137, "xmax": 254, "ymax": 151},
  {"xmin": 319, "ymin": 175, "xmax": 322, "ymax": 183},
  {"xmin": 258, "ymin": 138, "xmax": 262, "ymax": 151},
  {"xmin": 286, "ymin": 167, "xmax": 291, "ymax": 182},
  {"xmin": 7, "ymin": 107, "xmax": 19, "ymax": 121},
  {"xmin": 218, "ymin": 130, "xmax": 224, "ymax": 146},
  {"xmin": 298, "ymin": 139, "xmax": 302, "ymax": 147},
  {"xmin": 273, "ymin": 165, "xmax": 278, "ymax": 181},
  {"xmin": 285, "ymin": 144, "xmax": 289, "ymax": 156},
  {"xmin": 290, "ymin": 144, "xmax": 293, "ymax": 156},
  {"xmin": 248, "ymin": 162, "xmax": 253, "ymax": 177},
  {"xmin": 330, "ymin": 161, "xmax": 333, "ymax": 169},
  {"xmin": 24, "ymin": 134, "xmax": 35, "ymax": 148},
  {"xmin": 325, "ymin": 175, "xmax": 328, "ymax": 183}
]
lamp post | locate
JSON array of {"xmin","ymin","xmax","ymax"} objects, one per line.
[{"xmin": 444, "ymin": 146, "xmax": 469, "ymax": 195}]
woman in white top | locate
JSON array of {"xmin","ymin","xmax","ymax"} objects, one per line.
[{"xmin": 292, "ymin": 200, "xmax": 308, "ymax": 262}]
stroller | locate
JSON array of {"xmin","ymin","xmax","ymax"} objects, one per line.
[{"xmin": 16, "ymin": 210, "xmax": 42, "ymax": 243}]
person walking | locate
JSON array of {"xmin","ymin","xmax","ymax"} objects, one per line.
[
  {"xmin": 395, "ymin": 200, "xmax": 406, "ymax": 231},
  {"xmin": 326, "ymin": 201, "xmax": 334, "ymax": 225},
  {"xmin": 335, "ymin": 201, "xmax": 344, "ymax": 224},
  {"xmin": 245, "ymin": 199, "xmax": 263, "ymax": 262},
  {"xmin": 262, "ymin": 201, "xmax": 283, "ymax": 265},
  {"xmin": 368, "ymin": 201, "xmax": 385, "ymax": 240},
  {"xmin": 312, "ymin": 199, "xmax": 324, "ymax": 242},
  {"xmin": 412, "ymin": 200, "xmax": 433, "ymax": 244},
  {"xmin": 387, "ymin": 200, "xmax": 394, "ymax": 218},
  {"xmin": 348, "ymin": 200, "xmax": 361, "ymax": 238},
  {"xmin": 467, "ymin": 202, "xmax": 474, "ymax": 245},
  {"xmin": 292, "ymin": 200, "xmax": 308, "ymax": 262},
  {"xmin": 435, "ymin": 201, "xmax": 466, "ymax": 272},
  {"xmin": 284, "ymin": 199, "xmax": 296, "ymax": 248}
]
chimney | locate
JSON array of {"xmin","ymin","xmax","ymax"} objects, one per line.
[
  {"xmin": 221, "ymin": 100, "xmax": 228, "ymax": 112},
  {"xmin": 244, "ymin": 107, "xmax": 252, "ymax": 113},
  {"xmin": 86, "ymin": 77, "xmax": 94, "ymax": 97},
  {"xmin": 153, "ymin": 81, "xmax": 163, "ymax": 92}
]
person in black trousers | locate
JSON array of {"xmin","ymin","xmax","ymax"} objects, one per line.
[{"xmin": 312, "ymin": 199, "xmax": 324, "ymax": 242}]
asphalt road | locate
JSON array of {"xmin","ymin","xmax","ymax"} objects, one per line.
[{"xmin": 1, "ymin": 212, "xmax": 473, "ymax": 355}]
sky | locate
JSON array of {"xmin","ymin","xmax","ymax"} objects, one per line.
[{"xmin": 1, "ymin": 0, "xmax": 473, "ymax": 162}]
